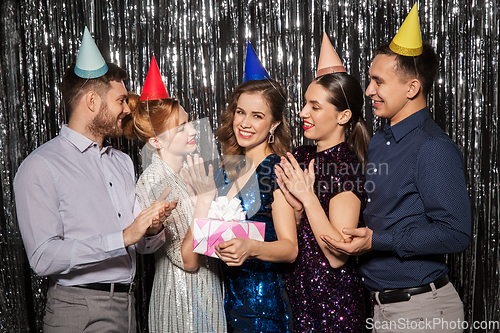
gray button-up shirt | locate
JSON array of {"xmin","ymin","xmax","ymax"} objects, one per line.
[{"xmin": 14, "ymin": 125, "xmax": 164, "ymax": 286}]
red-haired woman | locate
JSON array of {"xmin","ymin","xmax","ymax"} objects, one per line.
[{"xmin": 123, "ymin": 94, "xmax": 226, "ymax": 332}]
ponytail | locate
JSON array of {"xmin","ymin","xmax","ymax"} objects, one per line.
[
  {"xmin": 346, "ymin": 116, "xmax": 370, "ymax": 169},
  {"xmin": 122, "ymin": 92, "xmax": 179, "ymax": 144},
  {"xmin": 122, "ymin": 92, "xmax": 141, "ymax": 140}
]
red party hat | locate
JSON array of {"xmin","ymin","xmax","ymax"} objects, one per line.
[{"xmin": 140, "ymin": 56, "xmax": 169, "ymax": 101}]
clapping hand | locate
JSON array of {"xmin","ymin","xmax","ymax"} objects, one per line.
[
  {"xmin": 123, "ymin": 187, "xmax": 177, "ymax": 247},
  {"xmin": 180, "ymin": 154, "xmax": 217, "ymax": 202},
  {"xmin": 275, "ymin": 153, "xmax": 315, "ymax": 204},
  {"xmin": 148, "ymin": 186, "xmax": 178, "ymax": 234}
]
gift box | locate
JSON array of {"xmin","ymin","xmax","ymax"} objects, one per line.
[{"xmin": 193, "ymin": 197, "xmax": 266, "ymax": 258}]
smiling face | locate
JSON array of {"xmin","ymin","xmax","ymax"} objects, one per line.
[
  {"xmin": 300, "ymin": 81, "xmax": 345, "ymax": 147},
  {"xmin": 365, "ymin": 54, "xmax": 413, "ymax": 125},
  {"xmin": 158, "ymin": 106, "xmax": 197, "ymax": 156},
  {"xmin": 88, "ymin": 80, "xmax": 130, "ymax": 139},
  {"xmin": 232, "ymin": 92, "xmax": 279, "ymax": 156}
]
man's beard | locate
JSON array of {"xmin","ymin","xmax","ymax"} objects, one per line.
[{"xmin": 88, "ymin": 101, "xmax": 123, "ymax": 139}]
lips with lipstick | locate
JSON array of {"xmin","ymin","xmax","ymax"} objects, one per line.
[
  {"xmin": 238, "ymin": 129, "xmax": 255, "ymax": 139},
  {"xmin": 187, "ymin": 137, "xmax": 196, "ymax": 145},
  {"xmin": 303, "ymin": 121, "xmax": 314, "ymax": 130}
]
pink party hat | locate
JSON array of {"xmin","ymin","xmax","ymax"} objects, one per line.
[{"xmin": 316, "ymin": 32, "xmax": 346, "ymax": 77}]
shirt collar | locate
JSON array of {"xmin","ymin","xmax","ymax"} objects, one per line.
[
  {"xmin": 390, "ymin": 107, "xmax": 430, "ymax": 142},
  {"xmin": 60, "ymin": 125, "xmax": 112, "ymax": 155}
]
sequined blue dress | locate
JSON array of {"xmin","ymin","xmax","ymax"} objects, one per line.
[
  {"xmin": 284, "ymin": 143, "xmax": 366, "ymax": 332},
  {"xmin": 216, "ymin": 154, "xmax": 293, "ymax": 333}
]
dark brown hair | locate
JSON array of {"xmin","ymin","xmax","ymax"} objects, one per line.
[
  {"xmin": 375, "ymin": 42, "xmax": 439, "ymax": 96},
  {"xmin": 216, "ymin": 79, "xmax": 291, "ymax": 176},
  {"xmin": 122, "ymin": 92, "xmax": 180, "ymax": 144},
  {"xmin": 313, "ymin": 73, "xmax": 370, "ymax": 167},
  {"xmin": 61, "ymin": 62, "xmax": 128, "ymax": 119}
]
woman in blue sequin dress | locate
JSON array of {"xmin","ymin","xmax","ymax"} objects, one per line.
[
  {"xmin": 275, "ymin": 72, "xmax": 370, "ymax": 332},
  {"xmin": 214, "ymin": 78, "xmax": 298, "ymax": 333}
]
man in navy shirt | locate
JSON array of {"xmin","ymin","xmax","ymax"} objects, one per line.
[{"xmin": 321, "ymin": 4, "xmax": 471, "ymax": 332}]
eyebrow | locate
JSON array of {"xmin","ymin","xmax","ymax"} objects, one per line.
[
  {"xmin": 304, "ymin": 98, "xmax": 321, "ymax": 106},
  {"xmin": 236, "ymin": 107, "xmax": 265, "ymax": 116}
]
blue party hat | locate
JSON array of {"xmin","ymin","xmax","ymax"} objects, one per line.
[
  {"xmin": 242, "ymin": 41, "xmax": 270, "ymax": 82},
  {"xmin": 74, "ymin": 27, "xmax": 108, "ymax": 79}
]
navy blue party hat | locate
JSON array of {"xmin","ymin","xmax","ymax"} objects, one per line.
[{"xmin": 242, "ymin": 41, "xmax": 271, "ymax": 82}]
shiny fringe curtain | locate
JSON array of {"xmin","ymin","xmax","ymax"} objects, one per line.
[{"xmin": 0, "ymin": 0, "xmax": 498, "ymax": 332}]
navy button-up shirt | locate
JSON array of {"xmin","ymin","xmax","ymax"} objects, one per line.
[{"xmin": 359, "ymin": 107, "xmax": 471, "ymax": 291}]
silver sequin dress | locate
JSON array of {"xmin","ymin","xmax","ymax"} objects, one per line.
[{"xmin": 136, "ymin": 152, "xmax": 226, "ymax": 333}]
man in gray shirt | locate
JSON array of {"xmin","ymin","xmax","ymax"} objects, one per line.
[{"xmin": 14, "ymin": 29, "xmax": 174, "ymax": 333}]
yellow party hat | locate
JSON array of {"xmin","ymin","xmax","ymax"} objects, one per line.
[
  {"xmin": 316, "ymin": 32, "xmax": 346, "ymax": 77},
  {"xmin": 389, "ymin": 3, "xmax": 423, "ymax": 56}
]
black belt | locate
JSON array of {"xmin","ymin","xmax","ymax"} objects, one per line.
[
  {"xmin": 371, "ymin": 275, "xmax": 449, "ymax": 304},
  {"xmin": 74, "ymin": 282, "xmax": 135, "ymax": 293}
]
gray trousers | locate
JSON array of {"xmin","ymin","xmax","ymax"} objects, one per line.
[
  {"xmin": 43, "ymin": 283, "xmax": 136, "ymax": 333},
  {"xmin": 369, "ymin": 282, "xmax": 464, "ymax": 333}
]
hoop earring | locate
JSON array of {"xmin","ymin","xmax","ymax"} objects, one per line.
[{"xmin": 268, "ymin": 130, "xmax": 275, "ymax": 144}]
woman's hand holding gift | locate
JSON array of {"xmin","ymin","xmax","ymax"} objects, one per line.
[{"xmin": 215, "ymin": 238, "xmax": 256, "ymax": 266}]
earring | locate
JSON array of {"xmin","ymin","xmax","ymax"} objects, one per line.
[{"xmin": 268, "ymin": 130, "xmax": 275, "ymax": 144}]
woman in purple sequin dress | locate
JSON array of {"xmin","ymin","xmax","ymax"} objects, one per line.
[{"xmin": 276, "ymin": 72, "xmax": 370, "ymax": 332}]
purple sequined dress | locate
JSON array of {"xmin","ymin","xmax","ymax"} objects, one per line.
[{"xmin": 285, "ymin": 143, "xmax": 367, "ymax": 332}]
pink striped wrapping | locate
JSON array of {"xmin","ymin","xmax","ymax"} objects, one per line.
[{"xmin": 193, "ymin": 218, "xmax": 266, "ymax": 258}]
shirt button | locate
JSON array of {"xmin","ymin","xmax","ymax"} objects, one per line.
[
  {"xmin": 386, "ymin": 141, "xmax": 391, "ymax": 145},
  {"xmin": 118, "ymin": 213, "xmax": 121, "ymax": 218},
  {"xmin": 109, "ymin": 182, "xmax": 113, "ymax": 187},
  {"xmin": 362, "ymin": 277, "xmax": 365, "ymax": 281},
  {"xmin": 367, "ymin": 198, "xmax": 371, "ymax": 203}
]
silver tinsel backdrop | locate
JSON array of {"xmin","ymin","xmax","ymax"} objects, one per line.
[{"xmin": 0, "ymin": 0, "xmax": 498, "ymax": 332}]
